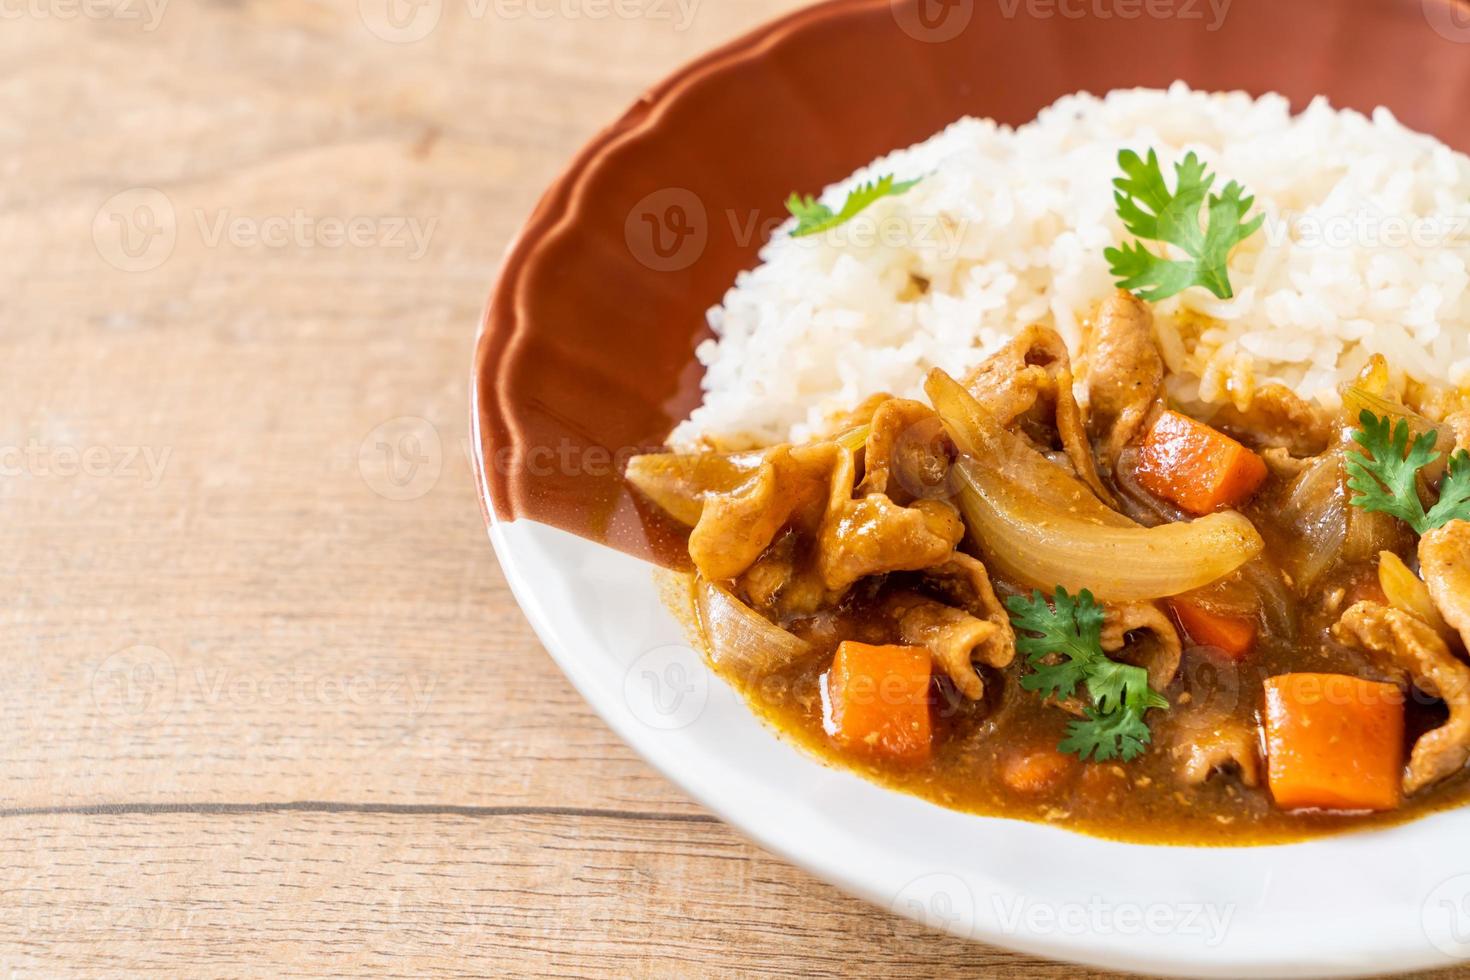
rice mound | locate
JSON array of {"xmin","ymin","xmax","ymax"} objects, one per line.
[{"xmin": 670, "ymin": 83, "xmax": 1470, "ymax": 448}]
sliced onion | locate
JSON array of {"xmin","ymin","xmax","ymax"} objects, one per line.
[
  {"xmin": 925, "ymin": 367, "xmax": 1262, "ymax": 599},
  {"xmin": 1112, "ymin": 446, "xmax": 1186, "ymax": 528},
  {"xmin": 835, "ymin": 424, "xmax": 870, "ymax": 452},
  {"xmin": 1378, "ymin": 550, "xmax": 1456, "ymax": 645},
  {"xmin": 925, "ymin": 369, "xmax": 1129, "ymax": 527},
  {"xmin": 1275, "ymin": 444, "xmax": 1406, "ymax": 591},
  {"xmin": 952, "ymin": 460, "xmax": 1264, "ymax": 601},
  {"xmin": 694, "ymin": 577, "xmax": 810, "ymax": 681},
  {"xmin": 1238, "ymin": 558, "xmax": 1297, "ymax": 640},
  {"xmin": 1276, "ymin": 450, "xmax": 1349, "ymax": 589}
]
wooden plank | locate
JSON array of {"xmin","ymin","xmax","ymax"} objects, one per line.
[
  {"xmin": 0, "ymin": 808, "xmax": 1101, "ymax": 977},
  {"xmin": 0, "ymin": 0, "xmax": 806, "ymax": 815},
  {"xmin": 8, "ymin": 808, "xmax": 1470, "ymax": 977}
]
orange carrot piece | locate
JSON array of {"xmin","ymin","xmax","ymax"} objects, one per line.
[
  {"xmin": 1001, "ymin": 746, "xmax": 1078, "ymax": 794},
  {"xmin": 825, "ymin": 642, "xmax": 932, "ymax": 764},
  {"xmin": 1136, "ymin": 410, "xmax": 1268, "ymax": 515},
  {"xmin": 1169, "ymin": 598, "xmax": 1256, "ymax": 661},
  {"xmin": 1263, "ymin": 673, "xmax": 1404, "ymax": 812}
]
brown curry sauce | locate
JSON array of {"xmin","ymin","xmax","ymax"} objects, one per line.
[{"xmin": 665, "ymin": 515, "xmax": 1470, "ymax": 847}]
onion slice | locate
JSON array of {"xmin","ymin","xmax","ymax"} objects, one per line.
[
  {"xmin": 952, "ymin": 461, "xmax": 1263, "ymax": 601},
  {"xmin": 925, "ymin": 369, "xmax": 1130, "ymax": 526},
  {"xmin": 694, "ymin": 577, "xmax": 810, "ymax": 681},
  {"xmin": 1378, "ymin": 550, "xmax": 1456, "ymax": 645},
  {"xmin": 925, "ymin": 368, "xmax": 1263, "ymax": 600}
]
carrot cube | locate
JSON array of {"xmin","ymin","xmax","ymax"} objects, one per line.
[
  {"xmin": 825, "ymin": 642, "xmax": 932, "ymax": 764},
  {"xmin": 1001, "ymin": 746, "xmax": 1077, "ymax": 794},
  {"xmin": 1169, "ymin": 598, "xmax": 1256, "ymax": 661},
  {"xmin": 1263, "ymin": 673, "xmax": 1404, "ymax": 812},
  {"xmin": 1136, "ymin": 410, "xmax": 1268, "ymax": 515}
]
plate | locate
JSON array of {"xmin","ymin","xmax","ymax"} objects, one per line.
[{"xmin": 472, "ymin": 1, "xmax": 1470, "ymax": 972}]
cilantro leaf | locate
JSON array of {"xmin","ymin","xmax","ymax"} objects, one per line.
[
  {"xmin": 1103, "ymin": 148, "xmax": 1264, "ymax": 302},
  {"xmin": 1008, "ymin": 587, "xmax": 1105, "ymax": 659},
  {"xmin": 1345, "ymin": 408, "xmax": 1470, "ymax": 535},
  {"xmin": 1005, "ymin": 588, "xmax": 1168, "ymax": 763},
  {"xmin": 786, "ymin": 174, "xmax": 921, "ymax": 238},
  {"xmin": 1018, "ymin": 656, "xmax": 1089, "ymax": 703},
  {"xmin": 1060, "ymin": 707, "xmax": 1154, "ymax": 763},
  {"xmin": 1427, "ymin": 450, "xmax": 1470, "ymax": 531},
  {"xmin": 1086, "ymin": 659, "xmax": 1167, "ymax": 717},
  {"xmin": 1011, "ymin": 587, "xmax": 1103, "ymax": 701}
]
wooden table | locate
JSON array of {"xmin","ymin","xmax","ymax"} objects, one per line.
[{"xmin": 2, "ymin": 1, "xmax": 1463, "ymax": 975}]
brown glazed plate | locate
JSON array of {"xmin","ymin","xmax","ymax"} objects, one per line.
[{"xmin": 473, "ymin": 1, "xmax": 1470, "ymax": 972}]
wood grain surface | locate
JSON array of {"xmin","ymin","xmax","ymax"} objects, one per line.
[{"xmin": 2, "ymin": 0, "xmax": 1467, "ymax": 976}]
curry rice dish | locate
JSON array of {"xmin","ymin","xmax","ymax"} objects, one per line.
[{"xmin": 626, "ymin": 87, "xmax": 1470, "ymax": 844}]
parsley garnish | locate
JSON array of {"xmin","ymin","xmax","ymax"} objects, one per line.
[
  {"xmin": 786, "ymin": 174, "xmax": 920, "ymax": 238},
  {"xmin": 1006, "ymin": 587, "xmax": 1169, "ymax": 763},
  {"xmin": 1060, "ymin": 707, "xmax": 1154, "ymax": 765},
  {"xmin": 1346, "ymin": 409, "xmax": 1470, "ymax": 535},
  {"xmin": 1104, "ymin": 149, "xmax": 1264, "ymax": 302}
]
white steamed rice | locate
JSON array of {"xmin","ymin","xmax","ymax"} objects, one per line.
[{"xmin": 670, "ymin": 82, "xmax": 1470, "ymax": 448}]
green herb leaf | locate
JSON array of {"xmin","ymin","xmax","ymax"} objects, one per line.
[
  {"xmin": 1011, "ymin": 587, "xmax": 1104, "ymax": 701},
  {"xmin": 1345, "ymin": 409, "xmax": 1470, "ymax": 535},
  {"xmin": 1427, "ymin": 451, "xmax": 1470, "ymax": 531},
  {"xmin": 1103, "ymin": 149, "xmax": 1264, "ymax": 302},
  {"xmin": 1060, "ymin": 706, "xmax": 1154, "ymax": 763},
  {"xmin": 1086, "ymin": 659, "xmax": 1168, "ymax": 717},
  {"xmin": 1005, "ymin": 587, "xmax": 1168, "ymax": 763},
  {"xmin": 787, "ymin": 174, "xmax": 921, "ymax": 238}
]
